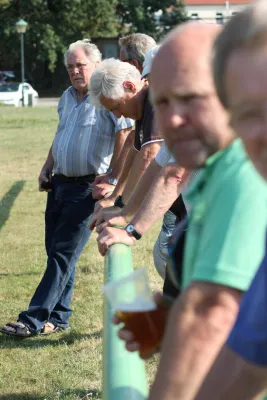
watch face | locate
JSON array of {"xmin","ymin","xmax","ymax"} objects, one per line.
[
  {"xmin": 108, "ymin": 178, "xmax": 117, "ymax": 185},
  {"xmin": 126, "ymin": 224, "xmax": 134, "ymax": 233}
]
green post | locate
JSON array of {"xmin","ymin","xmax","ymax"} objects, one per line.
[{"xmin": 103, "ymin": 243, "xmax": 148, "ymax": 400}]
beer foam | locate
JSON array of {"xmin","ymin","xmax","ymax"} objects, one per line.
[{"xmin": 116, "ymin": 298, "xmax": 156, "ymax": 312}]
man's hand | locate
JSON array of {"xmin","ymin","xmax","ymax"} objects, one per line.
[
  {"xmin": 113, "ymin": 292, "xmax": 173, "ymax": 359},
  {"xmin": 95, "ymin": 209, "xmax": 128, "ymax": 233},
  {"xmin": 93, "ymin": 173, "xmax": 110, "ymax": 186},
  {"xmin": 97, "ymin": 226, "xmax": 136, "ymax": 256},
  {"xmin": 93, "ymin": 197, "xmax": 116, "ymax": 215},
  {"xmin": 89, "ymin": 206, "xmax": 119, "ymax": 230},
  {"xmin": 92, "ymin": 183, "xmax": 115, "ymax": 200},
  {"xmin": 38, "ymin": 168, "xmax": 52, "ymax": 192}
]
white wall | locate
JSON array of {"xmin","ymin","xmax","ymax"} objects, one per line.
[{"xmin": 185, "ymin": 4, "xmax": 248, "ymax": 23}]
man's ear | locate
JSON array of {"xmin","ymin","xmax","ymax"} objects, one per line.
[
  {"xmin": 131, "ymin": 59, "xmax": 142, "ymax": 72},
  {"xmin": 123, "ymin": 80, "xmax": 136, "ymax": 93}
]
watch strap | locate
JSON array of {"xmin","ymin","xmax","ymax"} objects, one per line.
[
  {"xmin": 114, "ymin": 195, "xmax": 125, "ymax": 208},
  {"xmin": 125, "ymin": 224, "xmax": 142, "ymax": 240}
]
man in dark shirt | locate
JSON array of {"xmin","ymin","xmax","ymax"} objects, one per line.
[{"xmin": 89, "ymin": 58, "xmax": 163, "ymax": 243}]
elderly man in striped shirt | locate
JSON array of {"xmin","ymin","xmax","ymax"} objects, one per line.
[{"xmin": 0, "ymin": 39, "xmax": 133, "ymax": 338}]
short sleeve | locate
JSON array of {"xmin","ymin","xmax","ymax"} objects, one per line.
[
  {"xmin": 134, "ymin": 93, "xmax": 163, "ymax": 151},
  {"xmin": 109, "ymin": 113, "xmax": 134, "ymax": 133},
  {"xmin": 191, "ymin": 162, "xmax": 267, "ymax": 291},
  {"xmin": 155, "ymin": 142, "xmax": 174, "ymax": 167},
  {"xmin": 227, "ymin": 251, "xmax": 267, "ymax": 366}
]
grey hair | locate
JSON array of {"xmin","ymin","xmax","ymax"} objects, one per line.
[
  {"xmin": 214, "ymin": 0, "xmax": 267, "ymax": 108},
  {"xmin": 64, "ymin": 39, "xmax": 102, "ymax": 66},
  {"xmin": 89, "ymin": 58, "xmax": 141, "ymax": 108},
  {"xmin": 119, "ymin": 33, "xmax": 156, "ymax": 65}
]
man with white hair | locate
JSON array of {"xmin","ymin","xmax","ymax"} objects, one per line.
[
  {"xmin": 89, "ymin": 57, "xmax": 163, "ymax": 231},
  {"xmin": 92, "ymin": 33, "xmax": 157, "ymax": 201},
  {"xmin": 0, "ymin": 39, "xmax": 133, "ymax": 338}
]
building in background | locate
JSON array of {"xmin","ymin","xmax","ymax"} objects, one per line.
[{"xmin": 184, "ymin": 0, "xmax": 252, "ymax": 24}]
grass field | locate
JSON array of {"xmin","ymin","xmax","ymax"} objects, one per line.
[{"xmin": 0, "ymin": 108, "xmax": 163, "ymax": 400}]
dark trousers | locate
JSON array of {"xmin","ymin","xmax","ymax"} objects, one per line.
[{"xmin": 18, "ymin": 176, "xmax": 96, "ymax": 332}]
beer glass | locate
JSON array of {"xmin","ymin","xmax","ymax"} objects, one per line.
[{"xmin": 103, "ymin": 268, "xmax": 167, "ymax": 358}]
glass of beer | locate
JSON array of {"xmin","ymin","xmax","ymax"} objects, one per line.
[{"xmin": 103, "ymin": 268, "xmax": 167, "ymax": 358}]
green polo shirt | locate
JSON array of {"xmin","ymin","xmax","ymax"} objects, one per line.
[{"xmin": 182, "ymin": 138, "xmax": 267, "ymax": 291}]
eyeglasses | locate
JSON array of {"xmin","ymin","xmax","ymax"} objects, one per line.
[{"xmin": 66, "ymin": 62, "xmax": 89, "ymax": 72}]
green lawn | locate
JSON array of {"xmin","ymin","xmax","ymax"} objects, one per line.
[{"xmin": 0, "ymin": 108, "xmax": 162, "ymax": 400}]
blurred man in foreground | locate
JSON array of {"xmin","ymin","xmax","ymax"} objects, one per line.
[
  {"xmin": 196, "ymin": 3, "xmax": 267, "ymax": 399},
  {"xmin": 114, "ymin": 22, "xmax": 267, "ymax": 400}
]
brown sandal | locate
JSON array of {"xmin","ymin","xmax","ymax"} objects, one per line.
[{"xmin": 40, "ymin": 322, "xmax": 70, "ymax": 335}]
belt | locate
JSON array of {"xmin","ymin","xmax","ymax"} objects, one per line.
[{"xmin": 54, "ymin": 174, "xmax": 96, "ymax": 183}]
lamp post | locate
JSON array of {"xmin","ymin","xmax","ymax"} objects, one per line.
[{"xmin": 16, "ymin": 19, "xmax": 28, "ymax": 107}]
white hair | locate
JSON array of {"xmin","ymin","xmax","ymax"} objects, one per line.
[
  {"xmin": 64, "ymin": 39, "xmax": 102, "ymax": 65},
  {"xmin": 89, "ymin": 58, "xmax": 141, "ymax": 108}
]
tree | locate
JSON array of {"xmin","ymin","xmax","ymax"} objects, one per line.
[
  {"xmin": 0, "ymin": 0, "xmax": 119, "ymax": 74},
  {"xmin": 116, "ymin": 0, "xmax": 187, "ymax": 40}
]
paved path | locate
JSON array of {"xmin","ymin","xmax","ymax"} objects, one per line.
[{"xmin": 38, "ymin": 98, "xmax": 59, "ymax": 107}]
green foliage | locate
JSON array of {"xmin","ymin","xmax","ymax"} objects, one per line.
[
  {"xmin": 0, "ymin": 0, "xmax": 119, "ymax": 72},
  {"xmin": 116, "ymin": 0, "xmax": 187, "ymax": 40},
  {"xmin": 0, "ymin": 0, "xmax": 187, "ymax": 83}
]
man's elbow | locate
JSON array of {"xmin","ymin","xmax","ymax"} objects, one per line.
[
  {"xmin": 140, "ymin": 142, "xmax": 162, "ymax": 169},
  {"xmin": 124, "ymin": 129, "xmax": 136, "ymax": 148},
  {"xmin": 184, "ymin": 282, "xmax": 243, "ymax": 334},
  {"xmin": 162, "ymin": 163, "xmax": 186, "ymax": 186}
]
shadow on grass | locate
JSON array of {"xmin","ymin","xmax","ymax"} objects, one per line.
[
  {"xmin": 0, "ymin": 388, "xmax": 101, "ymax": 399},
  {"xmin": 0, "ymin": 272, "xmax": 41, "ymax": 277},
  {"xmin": 0, "ymin": 181, "xmax": 25, "ymax": 232},
  {"xmin": 0, "ymin": 329, "xmax": 102, "ymax": 349}
]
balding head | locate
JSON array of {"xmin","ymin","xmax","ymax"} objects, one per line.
[{"xmin": 150, "ymin": 22, "xmax": 234, "ymax": 170}]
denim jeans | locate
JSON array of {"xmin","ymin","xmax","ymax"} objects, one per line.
[
  {"xmin": 153, "ymin": 210, "xmax": 177, "ymax": 279},
  {"xmin": 18, "ymin": 176, "xmax": 96, "ymax": 332}
]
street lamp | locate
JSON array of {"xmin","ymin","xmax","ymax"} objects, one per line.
[{"xmin": 16, "ymin": 19, "xmax": 28, "ymax": 106}]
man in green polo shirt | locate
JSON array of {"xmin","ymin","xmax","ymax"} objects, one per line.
[
  {"xmin": 144, "ymin": 22, "xmax": 267, "ymax": 400},
  {"xmin": 182, "ymin": 137, "xmax": 266, "ymax": 291}
]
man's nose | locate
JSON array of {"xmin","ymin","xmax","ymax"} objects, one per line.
[{"xmin": 166, "ymin": 102, "xmax": 187, "ymax": 129}]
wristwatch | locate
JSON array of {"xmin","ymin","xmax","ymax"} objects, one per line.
[
  {"xmin": 114, "ymin": 195, "xmax": 125, "ymax": 208},
  {"xmin": 107, "ymin": 177, "xmax": 118, "ymax": 186},
  {"xmin": 125, "ymin": 224, "xmax": 142, "ymax": 240}
]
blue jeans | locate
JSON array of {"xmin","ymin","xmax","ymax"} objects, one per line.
[
  {"xmin": 153, "ymin": 210, "xmax": 177, "ymax": 279},
  {"xmin": 18, "ymin": 176, "xmax": 96, "ymax": 332}
]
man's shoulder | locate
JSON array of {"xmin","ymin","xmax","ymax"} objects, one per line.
[{"xmin": 208, "ymin": 139, "xmax": 265, "ymax": 193}]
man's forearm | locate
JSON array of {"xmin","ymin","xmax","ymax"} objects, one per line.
[
  {"xmin": 121, "ymin": 159, "xmax": 162, "ymax": 220},
  {"xmin": 129, "ymin": 163, "xmax": 185, "ymax": 235},
  {"xmin": 42, "ymin": 146, "xmax": 54, "ymax": 171},
  {"xmin": 109, "ymin": 146, "xmax": 138, "ymax": 201},
  {"xmin": 109, "ymin": 128, "xmax": 132, "ymax": 170},
  {"xmin": 196, "ymin": 346, "xmax": 267, "ymax": 400},
  {"xmin": 110, "ymin": 129, "xmax": 135, "ymax": 180},
  {"xmin": 149, "ymin": 283, "xmax": 241, "ymax": 400},
  {"xmin": 122, "ymin": 142, "xmax": 161, "ymax": 204}
]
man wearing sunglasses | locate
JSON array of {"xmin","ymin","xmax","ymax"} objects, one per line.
[{"xmin": 0, "ymin": 39, "xmax": 133, "ymax": 338}]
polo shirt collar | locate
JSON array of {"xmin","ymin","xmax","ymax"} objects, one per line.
[{"xmin": 186, "ymin": 141, "xmax": 235, "ymax": 200}]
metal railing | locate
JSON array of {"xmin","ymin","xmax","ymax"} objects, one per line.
[{"xmin": 103, "ymin": 243, "xmax": 148, "ymax": 400}]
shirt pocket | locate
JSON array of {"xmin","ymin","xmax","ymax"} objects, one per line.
[{"xmin": 79, "ymin": 114, "xmax": 97, "ymax": 127}]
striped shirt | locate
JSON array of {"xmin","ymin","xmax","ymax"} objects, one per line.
[{"xmin": 52, "ymin": 86, "xmax": 133, "ymax": 177}]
